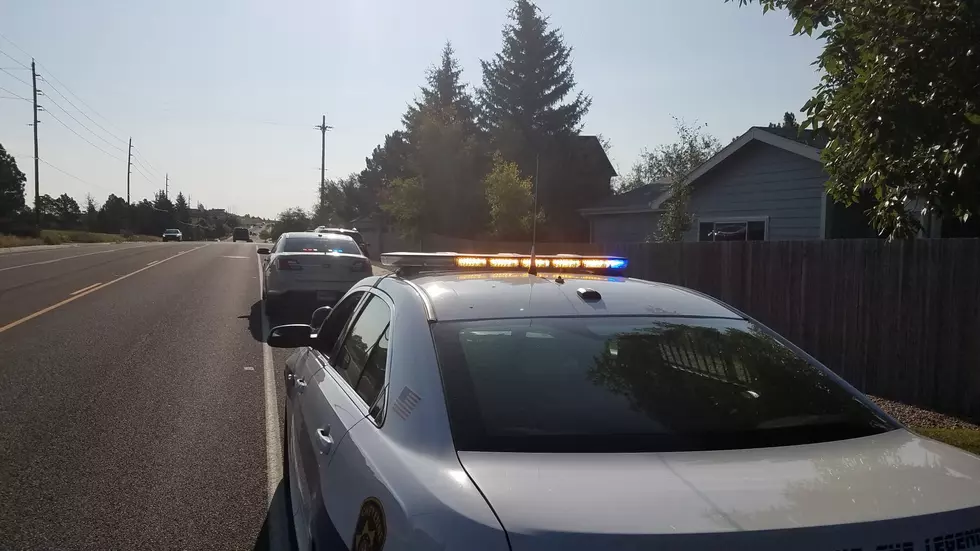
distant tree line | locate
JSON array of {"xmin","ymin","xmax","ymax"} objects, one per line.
[
  {"xmin": 294, "ymin": 0, "xmax": 603, "ymax": 244},
  {"xmin": 0, "ymin": 143, "xmax": 240, "ymax": 240}
]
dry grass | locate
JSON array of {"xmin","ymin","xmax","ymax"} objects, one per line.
[
  {"xmin": 915, "ymin": 428, "xmax": 980, "ymax": 456},
  {"xmin": 1, "ymin": 230, "xmax": 162, "ymax": 248}
]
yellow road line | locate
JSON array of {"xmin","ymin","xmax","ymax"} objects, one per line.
[
  {"xmin": 69, "ymin": 282, "xmax": 103, "ymax": 296},
  {"xmin": 0, "ymin": 245, "xmax": 208, "ymax": 335}
]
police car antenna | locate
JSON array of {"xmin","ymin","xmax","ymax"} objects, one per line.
[{"xmin": 528, "ymin": 154, "xmax": 540, "ymax": 276}]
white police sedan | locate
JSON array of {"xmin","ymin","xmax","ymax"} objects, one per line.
[
  {"xmin": 267, "ymin": 252, "xmax": 980, "ymax": 551},
  {"xmin": 258, "ymin": 232, "xmax": 372, "ymax": 314}
]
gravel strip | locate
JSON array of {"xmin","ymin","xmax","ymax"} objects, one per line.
[{"xmin": 868, "ymin": 396, "xmax": 980, "ymax": 430}]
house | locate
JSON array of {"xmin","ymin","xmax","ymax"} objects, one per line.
[{"xmin": 580, "ymin": 126, "xmax": 881, "ymax": 243}]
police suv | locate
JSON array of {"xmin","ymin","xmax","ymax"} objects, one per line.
[{"xmin": 267, "ymin": 252, "xmax": 980, "ymax": 551}]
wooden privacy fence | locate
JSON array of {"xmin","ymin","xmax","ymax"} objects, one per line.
[{"xmin": 618, "ymin": 239, "xmax": 980, "ymax": 419}]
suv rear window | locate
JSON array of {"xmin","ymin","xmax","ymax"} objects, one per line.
[
  {"xmin": 282, "ymin": 236, "xmax": 359, "ymax": 254},
  {"xmin": 431, "ymin": 317, "xmax": 894, "ymax": 453}
]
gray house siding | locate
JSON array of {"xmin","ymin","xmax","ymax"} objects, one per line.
[
  {"xmin": 591, "ymin": 212, "xmax": 661, "ymax": 243},
  {"xmin": 683, "ymin": 141, "xmax": 827, "ymax": 241}
]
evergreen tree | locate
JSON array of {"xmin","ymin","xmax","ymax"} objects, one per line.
[
  {"xmin": 477, "ymin": 0, "xmax": 591, "ymax": 146},
  {"xmin": 403, "ymin": 42, "xmax": 477, "ymax": 132}
]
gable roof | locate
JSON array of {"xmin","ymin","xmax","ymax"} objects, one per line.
[
  {"xmin": 579, "ymin": 180, "xmax": 670, "ymax": 216},
  {"xmin": 649, "ymin": 126, "xmax": 824, "ymax": 210}
]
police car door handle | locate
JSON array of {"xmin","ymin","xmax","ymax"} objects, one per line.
[{"xmin": 315, "ymin": 427, "xmax": 334, "ymax": 453}]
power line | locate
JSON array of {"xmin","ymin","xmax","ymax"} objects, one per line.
[
  {"xmin": 132, "ymin": 155, "xmax": 162, "ymax": 180},
  {"xmin": 38, "ymin": 158, "xmax": 114, "ymax": 194},
  {"xmin": 131, "ymin": 146, "xmax": 164, "ymax": 176},
  {"xmin": 0, "ymin": 66, "xmax": 30, "ymax": 87},
  {"xmin": 0, "ymin": 48, "xmax": 29, "ymax": 69},
  {"xmin": 42, "ymin": 93, "xmax": 128, "ymax": 154},
  {"xmin": 44, "ymin": 108, "xmax": 127, "ymax": 163},
  {"xmin": 0, "ymin": 85, "xmax": 29, "ymax": 101},
  {"xmin": 39, "ymin": 75, "xmax": 128, "ymax": 146}
]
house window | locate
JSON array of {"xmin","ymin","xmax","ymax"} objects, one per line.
[{"xmin": 698, "ymin": 220, "xmax": 767, "ymax": 242}]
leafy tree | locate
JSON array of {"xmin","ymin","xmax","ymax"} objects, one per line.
[
  {"xmin": 52, "ymin": 194, "xmax": 81, "ymax": 229},
  {"xmin": 381, "ymin": 176, "xmax": 426, "ymax": 243},
  {"xmin": 769, "ymin": 111, "xmax": 799, "ymax": 131},
  {"xmin": 97, "ymin": 194, "xmax": 129, "ymax": 234},
  {"xmin": 316, "ymin": 174, "xmax": 366, "ymax": 227},
  {"xmin": 484, "ymin": 153, "xmax": 544, "ymax": 239},
  {"xmin": 0, "ymin": 143, "xmax": 27, "ymax": 220},
  {"xmin": 270, "ymin": 207, "xmax": 311, "ymax": 240},
  {"xmin": 477, "ymin": 0, "xmax": 591, "ymax": 147},
  {"xmin": 732, "ymin": 0, "xmax": 980, "ymax": 238},
  {"xmin": 627, "ymin": 118, "xmax": 721, "ymax": 241},
  {"xmin": 356, "ymin": 131, "xmax": 413, "ymax": 223}
]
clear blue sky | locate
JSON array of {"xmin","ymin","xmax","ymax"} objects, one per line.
[{"xmin": 0, "ymin": 0, "xmax": 823, "ymax": 219}]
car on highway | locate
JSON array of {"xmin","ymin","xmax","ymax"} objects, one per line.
[
  {"xmin": 313, "ymin": 226, "xmax": 369, "ymax": 258},
  {"xmin": 162, "ymin": 228, "xmax": 182, "ymax": 242},
  {"xmin": 258, "ymin": 231, "xmax": 371, "ymax": 314},
  {"xmin": 266, "ymin": 251, "xmax": 980, "ymax": 551},
  {"xmin": 233, "ymin": 227, "xmax": 250, "ymax": 242}
]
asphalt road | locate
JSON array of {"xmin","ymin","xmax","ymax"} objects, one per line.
[{"xmin": 0, "ymin": 241, "xmax": 365, "ymax": 550}]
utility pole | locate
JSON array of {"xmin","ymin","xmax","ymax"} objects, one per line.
[
  {"xmin": 126, "ymin": 138, "xmax": 132, "ymax": 204},
  {"xmin": 165, "ymin": 173, "xmax": 169, "ymax": 199},
  {"xmin": 315, "ymin": 115, "xmax": 332, "ymax": 205},
  {"xmin": 31, "ymin": 59, "xmax": 39, "ymax": 230}
]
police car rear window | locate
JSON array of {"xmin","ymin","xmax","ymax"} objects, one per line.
[
  {"xmin": 282, "ymin": 236, "xmax": 358, "ymax": 254},
  {"xmin": 431, "ymin": 317, "xmax": 895, "ymax": 453}
]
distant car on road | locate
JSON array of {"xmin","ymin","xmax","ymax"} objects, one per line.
[
  {"xmin": 268, "ymin": 251, "xmax": 980, "ymax": 551},
  {"xmin": 233, "ymin": 227, "xmax": 250, "ymax": 242},
  {"xmin": 162, "ymin": 229, "xmax": 182, "ymax": 242},
  {"xmin": 313, "ymin": 226, "xmax": 369, "ymax": 258},
  {"xmin": 258, "ymin": 231, "xmax": 371, "ymax": 314}
]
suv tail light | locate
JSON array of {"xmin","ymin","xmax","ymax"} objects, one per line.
[
  {"xmin": 277, "ymin": 257, "xmax": 303, "ymax": 271},
  {"xmin": 351, "ymin": 260, "xmax": 369, "ymax": 272}
]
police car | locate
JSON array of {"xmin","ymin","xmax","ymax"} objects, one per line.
[{"xmin": 266, "ymin": 252, "xmax": 980, "ymax": 551}]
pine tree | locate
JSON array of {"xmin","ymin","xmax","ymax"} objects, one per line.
[
  {"xmin": 477, "ymin": 0, "xmax": 591, "ymax": 144},
  {"xmin": 404, "ymin": 42, "xmax": 477, "ymax": 131}
]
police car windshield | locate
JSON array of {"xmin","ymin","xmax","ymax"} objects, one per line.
[
  {"xmin": 282, "ymin": 236, "xmax": 358, "ymax": 254},
  {"xmin": 432, "ymin": 316, "xmax": 895, "ymax": 453}
]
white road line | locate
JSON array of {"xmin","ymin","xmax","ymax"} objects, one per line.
[
  {"xmin": 257, "ymin": 251, "xmax": 282, "ymax": 505},
  {"xmin": 0, "ymin": 244, "xmax": 209, "ymax": 334},
  {"xmin": 0, "ymin": 244, "xmax": 154, "ymax": 272},
  {"xmin": 147, "ymin": 260, "xmax": 158, "ymax": 266},
  {"xmin": 69, "ymin": 282, "xmax": 103, "ymax": 296}
]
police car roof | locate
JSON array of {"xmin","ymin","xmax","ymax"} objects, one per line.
[
  {"xmin": 281, "ymin": 231, "xmax": 353, "ymax": 239},
  {"xmin": 402, "ymin": 271, "xmax": 743, "ymax": 321}
]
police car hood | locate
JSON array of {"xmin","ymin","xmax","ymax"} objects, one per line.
[{"xmin": 457, "ymin": 429, "xmax": 980, "ymax": 550}]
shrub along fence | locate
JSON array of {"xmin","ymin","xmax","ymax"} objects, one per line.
[{"xmin": 615, "ymin": 239, "xmax": 980, "ymax": 420}]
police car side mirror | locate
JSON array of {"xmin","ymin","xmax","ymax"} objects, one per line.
[
  {"xmin": 310, "ymin": 306, "xmax": 332, "ymax": 331},
  {"xmin": 267, "ymin": 324, "xmax": 313, "ymax": 348},
  {"xmin": 257, "ymin": 247, "xmax": 270, "ymax": 255}
]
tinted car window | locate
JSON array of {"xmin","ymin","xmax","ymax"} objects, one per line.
[
  {"xmin": 282, "ymin": 236, "xmax": 358, "ymax": 254},
  {"xmin": 354, "ymin": 323, "xmax": 389, "ymax": 409},
  {"xmin": 314, "ymin": 291, "xmax": 364, "ymax": 355},
  {"xmin": 432, "ymin": 317, "xmax": 894, "ymax": 453},
  {"xmin": 335, "ymin": 296, "xmax": 391, "ymax": 396}
]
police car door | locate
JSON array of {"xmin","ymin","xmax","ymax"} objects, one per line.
[
  {"xmin": 287, "ymin": 289, "xmax": 366, "ymax": 548},
  {"xmin": 305, "ymin": 291, "xmax": 393, "ymax": 550},
  {"xmin": 314, "ymin": 288, "xmax": 398, "ymax": 551}
]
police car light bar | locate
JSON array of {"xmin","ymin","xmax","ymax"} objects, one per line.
[{"xmin": 380, "ymin": 252, "xmax": 628, "ymax": 272}]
